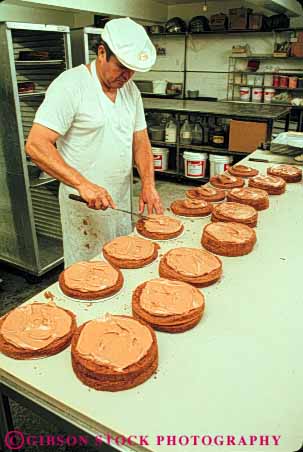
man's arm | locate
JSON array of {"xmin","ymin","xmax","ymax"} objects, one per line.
[
  {"xmin": 133, "ymin": 128, "xmax": 163, "ymax": 214},
  {"xmin": 26, "ymin": 124, "xmax": 115, "ymax": 210}
]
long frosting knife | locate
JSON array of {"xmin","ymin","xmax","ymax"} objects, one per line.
[{"xmin": 68, "ymin": 194, "xmax": 150, "ymax": 220}]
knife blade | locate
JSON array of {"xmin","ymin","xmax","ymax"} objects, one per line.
[
  {"xmin": 248, "ymin": 158, "xmax": 303, "ymax": 166},
  {"xmin": 68, "ymin": 194, "xmax": 150, "ymax": 220}
]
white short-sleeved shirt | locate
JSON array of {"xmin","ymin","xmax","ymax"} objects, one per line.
[{"xmin": 34, "ymin": 62, "xmax": 146, "ymax": 188}]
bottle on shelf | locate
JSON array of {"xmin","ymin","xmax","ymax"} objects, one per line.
[
  {"xmin": 192, "ymin": 120, "xmax": 203, "ymax": 145},
  {"xmin": 180, "ymin": 119, "xmax": 192, "ymax": 145},
  {"xmin": 165, "ymin": 117, "xmax": 177, "ymax": 143},
  {"xmin": 202, "ymin": 117, "xmax": 209, "ymax": 145},
  {"xmin": 208, "ymin": 118, "xmax": 226, "ymax": 148}
]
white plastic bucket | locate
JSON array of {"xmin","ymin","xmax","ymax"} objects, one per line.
[
  {"xmin": 152, "ymin": 80, "xmax": 167, "ymax": 94},
  {"xmin": 264, "ymin": 88, "xmax": 275, "ymax": 103},
  {"xmin": 152, "ymin": 147, "xmax": 169, "ymax": 171},
  {"xmin": 183, "ymin": 152, "xmax": 208, "ymax": 179},
  {"xmin": 209, "ymin": 154, "xmax": 233, "ymax": 177},
  {"xmin": 240, "ymin": 86, "xmax": 251, "ymax": 101},
  {"xmin": 252, "ymin": 87, "xmax": 263, "ymax": 102}
]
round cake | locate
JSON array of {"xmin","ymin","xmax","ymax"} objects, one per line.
[
  {"xmin": 103, "ymin": 236, "xmax": 159, "ymax": 269},
  {"xmin": 227, "ymin": 187, "xmax": 269, "ymax": 211},
  {"xmin": 186, "ymin": 186, "xmax": 226, "ymax": 203},
  {"xmin": 136, "ymin": 214, "xmax": 184, "ymax": 240},
  {"xmin": 159, "ymin": 247, "xmax": 222, "ymax": 287},
  {"xmin": 0, "ymin": 302, "xmax": 77, "ymax": 359},
  {"xmin": 170, "ymin": 198, "xmax": 213, "ymax": 217},
  {"xmin": 228, "ymin": 164, "xmax": 259, "ymax": 178},
  {"xmin": 59, "ymin": 260, "xmax": 123, "ymax": 300},
  {"xmin": 202, "ymin": 222, "xmax": 256, "ymax": 257},
  {"xmin": 132, "ymin": 278, "xmax": 205, "ymax": 333},
  {"xmin": 211, "ymin": 202, "xmax": 258, "ymax": 228},
  {"xmin": 71, "ymin": 314, "xmax": 158, "ymax": 391},
  {"xmin": 267, "ymin": 164, "xmax": 302, "ymax": 183},
  {"xmin": 248, "ymin": 175, "xmax": 286, "ymax": 195},
  {"xmin": 210, "ymin": 173, "xmax": 245, "ymax": 190}
]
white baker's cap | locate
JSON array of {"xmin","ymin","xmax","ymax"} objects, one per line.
[{"xmin": 101, "ymin": 17, "xmax": 156, "ymax": 72}]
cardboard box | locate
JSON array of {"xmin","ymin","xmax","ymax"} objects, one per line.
[
  {"xmin": 229, "ymin": 7, "xmax": 252, "ymax": 30},
  {"xmin": 248, "ymin": 14, "xmax": 264, "ymax": 30},
  {"xmin": 228, "ymin": 120, "xmax": 267, "ymax": 153},
  {"xmin": 291, "ymin": 43, "xmax": 303, "ymax": 58},
  {"xmin": 297, "ymin": 32, "xmax": 303, "ymax": 43},
  {"xmin": 210, "ymin": 13, "xmax": 228, "ymax": 31}
]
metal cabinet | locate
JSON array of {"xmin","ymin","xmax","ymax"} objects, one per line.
[
  {"xmin": 71, "ymin": 26, "xmax": 103, "ymax": 66},
  {"xmin": 0, "ymin": 22, "xmax": 72, "ymax": 276}
]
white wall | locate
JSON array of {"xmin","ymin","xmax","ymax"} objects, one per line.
[
  {"xmin": 0, "ymin": 2, "xmax": 75, "ymax": 25},
  {"xmin": 5, "ymin": 0, "xmax": 168, "ymax": 22}
]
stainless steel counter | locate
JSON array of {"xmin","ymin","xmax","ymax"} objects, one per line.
[{"xmin": 143, "ymin": 98, "xmax": 290, "ymax": 120}]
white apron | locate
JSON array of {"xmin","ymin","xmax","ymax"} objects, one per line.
[{"xmin": 59, "ymin": 61, "xmax": 133, "ymax": 267}]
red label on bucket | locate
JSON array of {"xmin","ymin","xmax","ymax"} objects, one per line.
[
  {"xmin": 224, "ymin": 164, "xmax": 230, "ymax": 171},
  {"xmin": 153, "ymin": 155, "xmax": 163, "ymax": 169},
  {"xmin": 186, "ymin": 160, "xmax": 204, "ymax": 177}
]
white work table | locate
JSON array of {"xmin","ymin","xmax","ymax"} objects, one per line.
[{"xmin": 1, "ymin": 151, "xmax": 303, "ymax": 452}]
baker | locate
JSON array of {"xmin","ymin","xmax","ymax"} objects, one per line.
[{"xmin": 26, "ymin": 17, "xmax": 164, "ymax": 267}]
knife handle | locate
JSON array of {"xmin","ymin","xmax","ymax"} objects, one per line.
[
  {"xmin": 248, "ymin": 158, "xmax": 269, "ymax": 163},
  {"xmin": 69, "ymin": 194, "xmax": 87, "ymax": 203}
]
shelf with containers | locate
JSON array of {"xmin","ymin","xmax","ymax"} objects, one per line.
[
  {"xmin": 0, "ymin": 21, "xmax": 72, "ymax": 276},
  {"xmin": 143, "ymin": 98, "xmax": 289, "ymax": 185},
  {"xmin": 142, "ymin": 28, "xmax": 303, "ymax": 102},
  {"xmin": 226, "ymin": 29, "xmax": 303, "ymax": 109}
]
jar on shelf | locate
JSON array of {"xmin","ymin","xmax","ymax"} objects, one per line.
[
  {"xmin": 273, "ymin": 75, "xmax": 280, "ymax": 87},
  {"xmin": 252, "ymin": 87, "xmax": 263, "ymax": 103},
  {"xmin": 234, "ymin": 73, "xmax": 242, "ymax": 85},
  {"xmin": 298, "ymin": 78, "xmax": 303, "ymax": 88},
  {"xmin": 209, "ymin": 126, "xmax": 226, "ymax": 148},
  {"xmin": 264, "ymin": 88, "xmax": 275, "ymax": 103},
  {"xmin": 254, "ymin": 74, "xmax": 263, "ymax": 86},
  {"xmin": 264, "ymin": 73, "xmax": 273, "ymax": 87},
  {"xmin": 240, "ymin": 86, "xmax": 251, "ymax": 101},
  {"xmin": 279, "ymin": 76, "xmax": 289, "ymax": 88},
  {"xmin": 247, "ymin": 74, "xmax": 255, "ymax": 86},
  {"xmin": 289, "ymin": 76, "xmax": 298, "ymax": 89}
]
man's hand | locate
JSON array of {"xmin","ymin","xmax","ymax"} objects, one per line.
[
  {"xmin": 78, "ymin": 181, "xmax": 116, "ymax": 210},
  {"xmin": 139, "ymin": 184, "xmax": 164, "ymax": 215}
]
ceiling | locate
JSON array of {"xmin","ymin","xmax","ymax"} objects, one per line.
[{"xmin": 154, "ymin": 0, "xmax": 211, "ymax": 4}]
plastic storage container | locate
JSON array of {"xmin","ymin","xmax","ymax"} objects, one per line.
[
  {"xmin": 149, "ymin": 125, "xmax": 165, "ymax": 141},
  {"xmin": 252, "ymin": 87, "xmax": 263, "ymax": 102},
  {"xmin": 152, "ymin": 147, "xmax": 169, "ymax": 171},
  {"xmin": 209, "ymin": 154, "xmax": 233, "ymax": 177},
  {"xmin": 183, "ymin": 152, "xmax": 208, "ymax": 178},
  {"xmin": 165, "ymin": 118, "xmax": 177, "ymax": 143},
  {"xmin": 152, "ymin": 80, "xmax": 167, "ymax": 94},
  {"xmin": 192, "ymin": 122, "xmax": 203, "ymax": 145},
  {"xmin": 264, "ymin": 88, "xmax": 275, "ymax": 103},
  {"xmin": 240, "ymin": 86, "xmax": 251, "ymax": 101},
  {"xmin": 180, "ymin": 119, "xmax": 192, "ymax": 145}
]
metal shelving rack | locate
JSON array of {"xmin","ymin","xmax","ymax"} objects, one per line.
[
  {"xmin": 227, "ymin": 28, "xmax": 303, "ymax": 105},
  {"xmin": 71, "ymin": 26, "xmax": 103, "ymax": 66},
  {"xmin": 146, "ymin": 112, "xmax": 246, "ymax": 186},
  {"xmin": 0, "ymin": 22, "xmax": 72, "ymax": 275}
]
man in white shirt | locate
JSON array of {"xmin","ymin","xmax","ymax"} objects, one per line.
[{"xmin": 26, "ymin": 17, "xmax": 164, "ymax": 267}]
